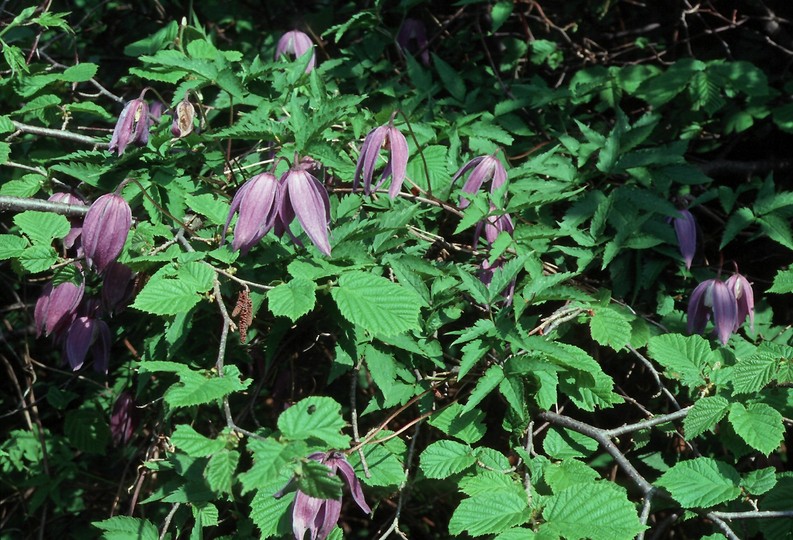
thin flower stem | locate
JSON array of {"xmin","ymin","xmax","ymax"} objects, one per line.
[{"xmin": 11, "ymin": 120, "xmax": 101, "ymax": 146}]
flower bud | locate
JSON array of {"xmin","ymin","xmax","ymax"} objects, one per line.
[
  {"xmin": 34, "ymin": 275, "xmax": 84, "ymax": 338},
  {"xmin": 109, "ymin": 98, "xmax": 150, "ymax": 156},
  {"xmin": 102, "ymin": 262, "xmax": 136, "ymax": 314},
  {"xmin": 224, "ymin": 173, "xmax": 280, "ymax": 255},
  {"xmin": 110, "ymin": 391, "xmax": 139, "ymax": 446},
  {"xmin": 48, "ymin": 192, "xmax": 86, "ymax": 249},
  {"xmin": 275, "ymin": 30, "xmax": 316, "ymax": 73},
  {"xmin": 65, "ymin": 315, "xmax": 111, "ymax": 373},
  {"xmin": 82, "ymin": 193, "xmax": 132, "ymax": 273}
]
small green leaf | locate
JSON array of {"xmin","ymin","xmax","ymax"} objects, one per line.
[
  {"xmin": 728, "ymin": 402, "xmax": 784, "ymax": 455},
  {"xmin": 732, "ymin": 352, "xmax": 776, "ymax": 394},
  {"xmin": 462, "ymin": 365, "xmax": 504, "ymax": 413},
  {"xmin": 297, "ymin": 460, "xmax": 343, "ymax": 499},
  {"xmin": 65, "ymin": 409, "xmax": 110, "ymax": 454},
  {"xmin": 62, "ymin": 62, "xmax": 98, "ymax": 82},
  {"xmin": 419, "ymin": 440, "xmax": 476, "ymax": 478},
  {"xmin": 206, "ymin": 449, "xmax": 240, "ymax": 494},
  {"xmin": 741, "ymin": 467, "xmax": 777, "ymax": 496},
  {"xmin": 656, "ymin": 457, "xmax": 741, "ymax": 508},
  {"xmin": 268, "ymin": 278, "xmax": 317, "ymax": 321},
  {"xmin": 132, "ymin": 276, "xmax": 204, "ymax": 315},
  {"xmin": 93, "ymin": 516, "xmax": 159, "ymax": 540},
  {"xmin": 250, "ymin": 488, "xmax": 293, "ymax": 538},
  {"xmin": 13, "ymin": 211, "xmax": 70, "ymax": 245},
  {"xmin": 543, "ymin": 427, "xmax": 599, "ymax": 460},
  {"xmin": 768, "ymin": 268, "xmax": 793, "ymax": 294},
  {"xmin": 171, "ymin": 425, "xmax": 226, "ymax": 457},
  {"xmin": 449, "ymin": 481, "xmax": 531, "ymax": 536},
  {"xmin": 590, "ymin": 307, "xmax": 632, "ymax": 350},
  {"xmin": 0, "ymin": 234, "xmax": 28, "ymax": 259},
  {"xmin": 684, "ymin": 396, "xmax": 730, "ymax": 438},
  {"xmin": 18, "ymin": 244, "xmax": 57, "ymax": 273},
  {"xmin": 165, "ymin": 365, "xmax": 249, "ymax": 408},
  {"xmin": 429, "ymin": 403, "xmax": 486, "ymax": 444},
  {"xmin": 647, "ymin": 334, "xmax": 714, "ymax": 388},
  {"xmin": 277, "ymin": 396, "xmax": 350, "ymax": 448}
]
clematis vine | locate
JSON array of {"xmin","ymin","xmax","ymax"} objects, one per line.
[
  {"xmin": 278, "ymin": 451, "xmax": 370, "ymax": 540},
  {"xmin": 451, "ymin": 153, "xmax": 507, "ymax": 208},
  {"xmin": 275, "ymin": 30, "xmax": 316, "ymax": 73},
  {"xmin": 353, "ymin": 121, "xmax": 409, "ymax": 199},
  {"xmin": 82, "ymin": 192, "xmax": 132, "ymax": 273},
  {"xmin": 397, "ymin": 18, "xmax": 430, "ymax": 66},
  {"xmin": 109, "ymin": 96, "xmax": 150, "ymax": 155},
  {"xmin": 672, "ymin": 208, "xmax": 697, "ymax": 270}
]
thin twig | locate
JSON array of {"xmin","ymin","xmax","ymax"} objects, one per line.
[
  {"xmin": 0, "ymin": 195, "xmax": 88, "ymax": 216},
  {"xmin": 11, "ymin": 120, "xmax": 101, "ymax": 146},
  {"xmin": 158, "ymin": 503, "xmax": 181, "ymax": 540},
  {"xmin": 350, "ymin": 357, "xmax": 371, "ymax": 478}
]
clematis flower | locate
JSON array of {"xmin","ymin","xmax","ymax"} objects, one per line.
[
  {"xmin": 34, "ymin": 274, "xmax": 85, "ymax": 338},
  {"xmin": 687, "ymin": 278, "xmax": 738, "ymax": 345},
  {"xmin": 148, "ymin": 101, "xmax": 165, "ymax": 127},
  {"xmin": 82, "ymin": 193, "xmax": 132, "ymax": 273},
  {"xmin": 278, "ymin": 451, "xmax": 370, "ymax": 540},
  {"xmin": 673, "ymin": 209, "xmax": 697, "ymax": 270},
  {"xmin": 275, "ymin": 30, "xmax": 316, "ymax": 73},
  {"xmin": 109, "ymin": 98, "xmax": 150, "ymax": 155},
  {"xmin": 102, "ymin": 262, "xmax": 136, "ymax": 314},
  {"xmin": 451, "ymin": 154, "xmax": 507, "ymax": 209},
  {"xmin": 353, "ymin": 123, "xmax": 409, "ymax": 199},
  {"xmin": 171, "ymin": 96, "xmax": 195, "ymax": 138},
  {"xmin": 279, "ymin": 165, "xmax": 332, "ymax": 256},
  {"xmin": 397, "ymin": 18, "xmax": 430, "ymax": 66},
  {"xmin": 224, "ymin": 173, "xmax": 280, "ymax": 255},
  {"xmin": 110, "ymin": 391, "xmax": 139, "ymax": 445},
  {"xmin": 65, "ymin": 314, "xmax": 112, "ymax": 373},
  {"xmin": 48, "ymin": 192, "xmax": 86, "ymax": 250},
  {"xmin": 726, "ymin": 272, "xmax": 754, "ymax": 332},
  {"xmin": 473, "ymin": 206, "xmax": 514, "ymax": 249}
]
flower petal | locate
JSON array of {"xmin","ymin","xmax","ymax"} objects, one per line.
[
  {"xmin": 673, "ymin": 209, "xmax": 697, "ymax": 270},
  {"xmin": 354, "ymin": 126, "xmax": 388, "ymax": 195},
  {"xmin": 284, "ymin": 169, "xmax": 332, "ymax": 256},
  {"xmin": 386, "ymin": 125, "xmax": 409, "ymax": 199},
  {"xmin": 687, "ymin": 279, "xmax": 712, "ymax": 335},
  {"xmin": 336, "ymin": 457, "xmax": 371, "ymax": 514},
  {"xmin": 83, "ymin": 193, "xmax": 132, "ymax": 273},
  {"xmin": 711, "ymin": 280, "xmax": 738, "ymax": 345}
]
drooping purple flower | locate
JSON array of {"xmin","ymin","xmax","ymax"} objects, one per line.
[
  {"xmin": 397, "ymin": 18, "xmax": 430, "ymax": 66},
  {"xmin": 102, "ymin": 262, "xmax": 136, "ymax": 314},
  {"xmin": 65, "ymin": 315, "xmax": 111, "ymax": 373},
  {"xmin": 281, "ymin": 451, "xmax": 370, "ymax": 540},
  {"xmin": 473, "ymin": 206, "xmax": 514, "ymax": 248},
  {"xmin": 48, "ymin": 192, "xmax": 86, "ymax": 250},
  {"xmin": 82, "ymin": 193, "xmax": 132, "ymax": 273},
  {"xmin": 148, "ymin": 101, "xmax": 165, "ymax": 127},
  {"xmin": 687, "ymin": 278, "xmax": 738, "ymax": 345},
  {"xmin": 353, "ymin": 123, "xmax": 409, "ymax": 199},
  {"xmin": 224, "ymin": 173, "xmax": 280, "ymax": 255},
  {"xmin": 673, "ymin": 209, "xmax": 697, "ymax": 270},
  {"xmin": 275, "ymin": 30, "xmax": 316, "ymax": 73},
  {"xmin": 109, "ymin": 98, "xmax": 150, "ymax": 156},
  {"xmin": 110, "ymin": 391, "xmax": 139, "ymax": 446},
  {"xmin": 451, "ymin": 154, "xmax": 507, "ymax": 209},
  {"xmin": 279, "ymin": 166, "xmax": 332, "ymax": 256},
  {"xmin": 726, "ymin": 272, "xmax": 754, "ymax": 332},
  {"xmin": 171, "ymin": 97, "xmax": 195, "ymax": 138},
  {"xmin": 34, "ymin": 275, "xmax": 85, "ymax": 338}
]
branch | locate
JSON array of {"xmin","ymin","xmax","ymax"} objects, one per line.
[
  {"xmin": 12, "ymin": 120, "xmax": 102, "ymax": 146},
  {"xmin": 710, "ymin": 510, "xmax": 793, "ymax": 519},
  {"xmin": 0, "ymin": 195, "xmax": 88, "ymax": 216}
]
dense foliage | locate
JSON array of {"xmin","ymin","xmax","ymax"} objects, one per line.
[{"xmin": 2, "ymin": 1, "xmax": 793, "ymax": 539}]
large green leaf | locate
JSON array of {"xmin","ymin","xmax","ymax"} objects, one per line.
[
  {"xmin": 684, "ymin": 396, "xmax": 730, "ymax": 439},
  {"xmin": 206, "ymin": 449, "xmax": 240, "ymax": 494},
  {"xmin": 132, "ymin": 275, "xmax": 205, "ymax": 315},
  {"xmin": 93, "ymin": 516, "xmax": 158, "ymax": 540},
  {"xmin": 590, "ymin": 306, "xmax": 632, "ymax": 350},
  {"xmin": 449, "ymin": 479, "xmax": 530, "ymax": 536},
  {"xmin": 419, "ymin": 440, "xmax": 476, "ymax": 478},
  {"xmin": 267, "ymin": 278, "xmax": 316, "ymax": 321},
  {"xmin": 165, "ymin": 365, "xmax": 249, "ymax": 408},
  {"xmin": 728, "ymin": 402, "xmax": 784, "ymax": 455},
  {"xmin": 656, "ymin": 457, "xmax": 741, "ymax": 508},
  {"xmin": 13, "ymin": 211, "xmax": 70, "ymax": 245},
  {"xmin": 647, "ymin": 334, "xmax": 714, "ymax": 388},
  {"xmin": 277, "ymin": 396, "xmax": 350, "ymax": 448},
  {"xmin": 331, "ymin": 271, "xmax": 421, "ymax": 336},
  {"xmin": 170, "ymin": 424, "xmax": 226, "ymax": 457}
]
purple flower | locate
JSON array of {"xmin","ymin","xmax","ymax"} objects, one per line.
[
  {"xmin": 473, "ymin": 206, "xmax": 514, "ymax": 248},
  {"xmin": 397, "ymin": 18, "xmax": 430, "ymax": 66},
  {"xmin": 83, "ymin": 193, "xmax": 132, "ymax": 273},
  {"xmin": 65, "ymin": 315, "xmax": 111, "ymax": 373},
  {"xmin": 283, "ymin": 452, "xmax": 370, "ymax": 540},
  {"xmin": 353, "ymin": 123, "xmax": 409, "ymax": 199},
  {"xmin": 171, "ymin": 97, "xmax": 195, "ymax": 138},
  {"xmin": 48, "ymin": 192, "xmax": 86, "ymax": 250},
  {"xmin": 451, "ymin": 154, "xmax": 507, "ymax": 209},
  {"xmin": 688, "ymin": 278, "xmax": 738, "ymax": 345},
  {"xmin": 109, "ymin": 98, "xmax": 150, "ymax": 156},
  {"xmin": 34, "ymin": 275, "xmax": 85, "ymax": 338},
  {"xmin": 279, "ymin": 166, "xmax": 332, "ymax": 256},
  {"xmin": 110, "ymin": 391, "xmax": 139, "ymax": 445},
  {"xmin": 673, "ymin": 209, "xmax": 697, "ymax": 270},
  {"xmin": 275, "ymin": 30, "xmax": 316, "ymax": 73},
  {"xmin": 148, "ymin": 101, "xmax": 165, "ymax": 127},
  {"xmin": 726, "ymin": 272, "xmax": 754, "ymax": 332},
  {"xmin": 224, "ymin": 173, "xmax": 280, "ymax": 255},
  {"xmin": 102, "ymin": 262, "xmax": 136, "ymax": 314}
]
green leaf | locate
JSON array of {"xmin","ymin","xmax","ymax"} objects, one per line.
[
  {"xmin": 348, "ymin": 439, "xmax": 406, "ymax": 488},
  {"xmin": 176, "ymin": 261, "xmax": 215, "ymax": 293},
  {"xmin": 0, "ymin": 234, "xmax": 28, "ymax": 259},
  {"xmin": 543, "ymin": 459, "xmax": 599, "ymax": 493},
  {"xmin": 331, "ymin": 271, "xmax": 421, "ymax": 336},
  {"xmin": 432, "ymin": 53, "xmax": 465, "ymax": 101},
  {"xmin": 728, "ymin": 402, "xmax": 784, "ymax": 455},
  {"xmin": 429, "ymin": 403, "xmax": 487, "ymax": 444},
  {"xmin": 277, "ymin": 396, "xmax": 350, "ymax": 448},
  {"xmin": 297, "ymin": 460, "xmax": 343, "ymax": 499},
  {"xmin": 458, "ymin": 339, "xmax": 489, "ymax": 379},
  {"xmin": 741, "ymin": 467, "xmax": 777, "ymax": 496},
  {"xmin": 206, "ymin": 449, "xmax": 240, "ymax": 494},
  {"xmin": 768, "ymin": 268, "xmax": 793, "ymax": 294},
  {"xmin": 462, "ymin": 365, "xmax": 504, "ymax": 413},
  {"xmin": 419, "ymin": 440, "xmax": 476, "ymax": 478},
  {"xmin": 64, "ymin": 409, "xmax": 110, "ymax": 454},
  {"xmin": 131, "ymin": 275, "xmax": 205, "ymax": 315},
  {"xmin": 647, "ymin": 334, "xmax": 714, "ymax": 388},
  {"xmin": 250, "ymin": 488, "xmax": 293, "ymax": 538},
  {"xmin": 13, "ymin": 211, "xmax": 70, "ymax": 245},
  {"xmin": 184, "ymin": 193, "xmax": 230, "ymax": 226},
  {"xmin": 656, "ymin": 457, "xmax": 741, "ymax": 508},
  {"xmin": 732, "ymin": 351, "xmax": 776, "ymax": 394},
  {"xmin": 268, "ymin": 278, "xmax": 316, "ymax": 321},
  {"xmin": 62, "ymin": 62, "xmax": 98, "ymax": 82},
  {"xmin": 93, "ymin": 516, "xmax": 159, "ymax": 540},
  {"xmin": 543, "ymin": 481, "xmax": 644, "ymax": 540},
  {"xmin": 684, "ymin": 396, "xmax": 730, "ymax": 438},
  {"xmin": 170, "ymin": 425, "xmax": 226, "ymax": 457},
  {"xmin": 239, "ymin": 439, "xmax": 306, "ymax": 495},
  {"xmin": 542, "ymin": 427, "xmax": 598, "ymax": 459},
  {"xmin": 590, "ymin": 306, "xmax": 632, "ymax": 350},
  {"xmin": 449, "ymin": 481, "xmax": 531, "ymax": 536},
  {"xmin": 18, "ymin": 244, "xmax": 57, "ymax": 273},
  {"xmin": 165, "ymin": 365, "xmax": 249, "ymax": 408}
]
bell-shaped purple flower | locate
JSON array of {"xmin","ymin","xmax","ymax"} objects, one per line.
[
  {"xmin": 48, "ymin": 192, "xmax": 86, "ymax": 250},
  {"xmin": 110, "ymin": 391, "xmax": 139, "ymax": 446},
  {"xmin": 473, "ymin": 206, "xmax": 514, "ymax": 248},
  {"xmin": 353, "ymin": 123, "xmax": 409, "ymax": 199},
  {"xmin": 451, "ymin": 154, "xmax": 508, "ymax": 209},
  {"xmin": 726, "ymin": 272, "xmax": 754, "ymax": 332},
  {"xmin": 397, "ymin": 18, "xmax": 430, "ymax": 66},
  {"xmin": 673, "ymin": 209, "xmax": 697, "ymax": 270},
  {"xmin": 65, "ymin": 315, "xmax": 111, "ymax": 373},
  {"xmin": 687, "ymin": 278, "xmax": 738, "ymax": 345},
  {"xmin": 224, "ymin": 173, "xmax": 280, "ymax": 255},
  {"xmin": 284, "ymin": 452, "xmax": 370, "ymax": 540},
  {"xmin": 171, "ymin": 97, "xmax": 195, "ymax": 138},
  {"xmin": 279, "ymin": 166, "xmax": 332, "ymax": 256},
  {"xmin": 82, "ymin": 193, "xmax": 132, "ymax": 273},
  {"xmin": 109, "ymin": 98, "xmax": 150, "ymax": 156},
  {"xmin": 34, "ymin": 275, "xmax": 85, "ymax": 338},
  {"xmin": 275, "ymin": 30, "xmax": 316, "ymax": 73},
  {"xmin": 148, "ymin": 101, "xmax": 165, "ymax": 127},
  {"xmin": 102, "ymin": 262, "xmax": 136, "ymax": 314}
]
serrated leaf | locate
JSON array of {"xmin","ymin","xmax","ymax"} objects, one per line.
[
  {"xmin": 448, "ymin": 482, "xmax": 530, "ymax": 536},
  {"xmin": 768, "ymin": 268, "xmax": 793, "ymax": 294},
  {"xmin": 0, "ymin": 234, "xmax": 28, "ymax": 259},
  {"xmin": 297, "ymin": 460, "xmax": 343, "ymax": 499},
  {"xmin": 542, "ymin": 427, "xmax": 598, "ymax": 459},
  {"xmin": 656, "ymin": 457, "xmax": 741, "ymax": 508},
  {"xmin": 64, "ymin": 409, "xmax": 110, "ymax": 454},
  {"xmin": 268, "ymin": 278, "xmax": 316, "ymax": 321},
  {"xmin": 728, "ymin": 402, "xmax": 784, "ymax": 455},
  {"xmin": 62, "ymin": 62, "xmax": 98, "ymax": 82},
  {"xmin": 176, "ymin": 261, "xmax": 215, "ymax": 293},
  {"xmin": 543, "ymin": 481, "xmax": 644, "ymax": 540},
  {"xmin": 741, "ymin": 467, "xmax": 777, "ymax": 496},
  {"xmin": 184, "ymin": 193, "xmax": 229, "ymax": 226},
  {"xmin": 164, "ymin": 365, "xmax": 249, "ymax": 408},
  {"xmin": 647, "ymin": 334, "xmax": 713, "ymax": 388},
  {"xmin": 348, "ymin": 440, "xmax": 406, "ymax": 488},
  {"xmin": 462, "ymin": 365, "xmax": 504, "ymax": 413},
  {"xmin": 13, "ymin": 211, "xmax": 70, "ymax": 244},
  {"xmin": 18, "ymin": 244, "xmax": 57, "ymax": 273},
  {"xmin": 684, "ymin": 396, "xmax": 730, "ymax": 438},
  {"xmin": 732, "ymin": 352, "xmax": 776, "ymax": 394},
  {"xmin": 429, "ymin": 403, "xmax": 486, "ymax": 444},
  {"xmin": 170, "ymin": 424, "xmax": 226, "ymax": 457},
  {"xmin": 277, "ymin": 396, "xmax": 350, "ymax": 448},
  {"xmin": 131, "ymin": 276, "xmax": 204, "ymax": 315},
  {"xmin": 250, "ymin": 488, "xmax": 293, "ymax": 538},
  {"xmin": 543, "ymin": 459, "xmax": 599, "ymax": 493},
  {"xmin": 331, "ymin": 271, "xmax": 421, "ymax": 336},
  {"xmin": 205, "ymin": 449, "xmax": 240, "ymax": 494},
  {"xmin": 239, "ymin": 439, "xmax": 306, "ymax": 495},
  {"xmin": 590, "ymin": 307, "xmax": 632, "ymax": 350},
  {"xmin": 93, "ymin": 516, "xmax": 159, "ymax": 540},
  {"xmin": 419, "ymin": 440, "xmax": 476, "ymax": 478}
]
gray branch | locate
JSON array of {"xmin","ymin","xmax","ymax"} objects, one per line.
[
  {"xmin": 0, "ymin": 196, "xmax": 88, "ymax": 217},
  {"xmin": 12, "ymin": 120, "xmax": 102, "ymax": 146}
]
